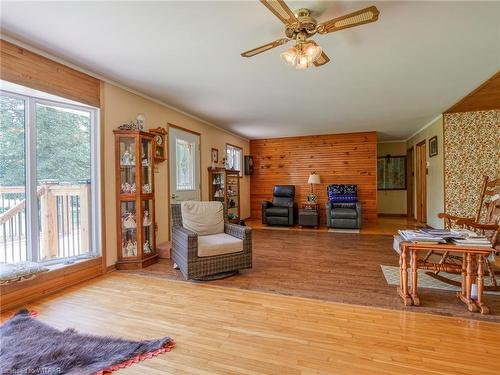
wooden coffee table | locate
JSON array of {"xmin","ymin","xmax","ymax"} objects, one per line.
[{"xmin": 398, "ymin": 242, "xmax": 495, "ymax": 314}]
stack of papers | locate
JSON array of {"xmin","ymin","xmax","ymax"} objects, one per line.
[
  {"xmin": 450, "ymin": 237, "xmax": 492, "ymax": 248},
  {"xmin": 398, "ymin": 230, "xmax": 447, "ymax": 244}
]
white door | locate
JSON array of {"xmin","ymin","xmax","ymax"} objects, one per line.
[{"xmin": 169, "ymin": 126, "xmax": 201, "ymax": 203}]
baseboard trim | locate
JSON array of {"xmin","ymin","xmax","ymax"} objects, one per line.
[
  {"xmin": 106, "ymin": 264, "xmax": 117, "ymax": 273},
  {"xmin": 377, "ymin": 213, "xmax": 408, "ymax": 217}
]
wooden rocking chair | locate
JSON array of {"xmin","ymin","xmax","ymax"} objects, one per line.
[{"xmin": 426, "ymin": 175, "xmax": 500, "ymax": 286}]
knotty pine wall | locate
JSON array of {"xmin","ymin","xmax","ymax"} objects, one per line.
[{"xmin": 250, "ymin": 132, "xmax": 377, "ymax": 223}]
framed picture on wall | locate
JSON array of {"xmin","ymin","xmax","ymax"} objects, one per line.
[
  {"xmin": 377, "ymin": 155, "xmax": 407, "ymax": 190},
  {"xmin": 211, "ymin": 148, "xmax": 218, "ymax": 163},
  {"xmin": 429, "ymin": 136, "xmax": 438, "ymax": 157}
]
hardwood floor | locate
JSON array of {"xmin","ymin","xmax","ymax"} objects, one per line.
[
  {"xmin": 2, "ymin": 272, "xmax": 499, "ymax": 375},
  {"xmin": 245, "ymin": 214, "xmax": 422, "ymax": 235},
  {"xmin": 131, "ymin": 229, "xmax": 500, "ymax": 322}
]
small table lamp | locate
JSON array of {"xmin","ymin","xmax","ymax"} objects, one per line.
[{"xmin": 307, "ymin": 172, "xmax": 321, "ymax": 203}]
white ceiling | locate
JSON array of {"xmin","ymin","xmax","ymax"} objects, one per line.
[{"xmin": 1, "ymin": 1, "xmax": 499, "ymax": 140}]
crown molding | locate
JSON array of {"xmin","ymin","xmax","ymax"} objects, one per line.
[
  {"xmin": 405, "ymin": 114, "xmax": 443, "ymax": 142},
  {"xmin": 0, "ymin": 33, "xmax": 249, "ymax": 142}
]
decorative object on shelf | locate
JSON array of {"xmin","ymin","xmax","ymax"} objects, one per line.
[
  {"xmin": 377, "ymin": 155, "xmax": 406, "ymax": 190},
  {"xmin": 429, "ymin": 136, "xmax": 438, "ymax": 157},
  {"xmin": 124, "ymin": 240, "xmax": 137, "ymax": 257},
  {"xmin": 122, "ymin": 212, "xmax": 137, "ymax": 229},
  {"xmin": 143, "ymin": 240, "xmax": 152, "ymax": 254},
  {"xmin": 150, "ymin": 127, "xmax": 167, "ymax": 163},
  {"xmin": 221, "ymin": 156, "xmax": 227, "ymax": 169},
  {"xmin": 143, "ymin": 210, "xmax": 152, "ymax": 226},
  {"xmin": 136, "ymin": 113, "xmax": 145, "ymax": 129},
  {"xmin": 117, "ymin": 117, "xmax": 144, "ymax": 131},
  {"xmin": 229, "ymin": 199, "xmax": 236, "ymax": 208},
  {"xmin": 121, "ymin": 148, "xmax": 135, "ymax": 166},
  {"xmin": 114, "ymin": 129, "xmax": 158, "ymax": 269},
  {"xmin": 307, "ymin": 172, "xmax": 320, "ymax": 203}
]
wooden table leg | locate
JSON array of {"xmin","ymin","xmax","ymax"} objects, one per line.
[
  {"xmin": 398, "ymin": 247, "xmax": 413, "ymax": 306},
  {"xmin": 410, "ymin": 249, "xmax": 420, "ymax": 306},
  {"xmin": 475, "ymin": 254, "xmax": 490, "ymax": 314},
  {"xmin": 457, "ymin": 252, "xmax": 479, "ymax": 313}
]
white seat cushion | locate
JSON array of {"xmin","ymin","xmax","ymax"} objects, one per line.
[
  {"xmin": 181, "ymin": 201, "xmax": 224, "ymax": 236},
  {"xmin": 198, "ymin": 233, "xmax": 243, "ymax": 257}
]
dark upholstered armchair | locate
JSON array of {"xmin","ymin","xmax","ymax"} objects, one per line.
[
  {"xmin": 262, "ymin": 185, "xmax": 296, "ymax": 226},
  {"xmin": 171, "ymin": 203, "xmax": 252, "ymax": 280},
  {"xmin": 325, "ymin": 184, "xmax": 363, "ymax": 229}
]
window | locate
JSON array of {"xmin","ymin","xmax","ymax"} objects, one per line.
[
  {"xmin": 0, "ymin": 83, "xmax": 100, "ymax": 265},
  {"xmin": 176, "ymin": 138, "xmax": 195, "ymax": 190},
  {"xmin": 226, "ymin": 144, "xmax": 242, "ymax": 176}
]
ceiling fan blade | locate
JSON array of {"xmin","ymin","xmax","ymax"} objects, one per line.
[
  {"xmin": 241, "ymin": 38, "xmax": 289, "ymax": 58},
  {"xmin": 260, "ymin": 0, "xmax": 298, "ymax": 26},
  {"xmin": 317, "ymin": 6, "xmax": 380, "ymax": 34},
  {"xmin": 314, "ymin": 51, "xmax": 330, "ymax": 67},
  {"xmin": 308, "ymin": 40, "xmax": 330, "ymax": 67}
]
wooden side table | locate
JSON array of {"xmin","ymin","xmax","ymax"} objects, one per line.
[
  {"xmin": 298, "ymin": 203, "xmax": 320, "ymax": 228},
  {"xmin": 302, "ymin": 202, "xmax": 320, "ymax": 211},
  {"xmin": 398, "ymin": 242, "xmax": 495, "ymax": 314}
]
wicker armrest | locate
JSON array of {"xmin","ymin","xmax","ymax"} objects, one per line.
[
  {"xmin": 172, "ymin": 225, "xmax": 198, "ymax": 259},
  {"xmin": 224, "ymin": 222, "xmax": 250, "ymax": 240}
]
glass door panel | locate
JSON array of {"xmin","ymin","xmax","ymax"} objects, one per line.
[
  {"xmin": 142, "ymin": 199, "xmax": 154, "ymax": 255},
  {"xmin": 36, "ymin": 102, "xmax": 92, "ymax": 261},
  {"xmin": 141, "ymin": 138, "xmax": 152, "ymax": 194},
  {"xmin": 212, "ymin": 172, "xmax": 225, "ymax": 203},
  {"xmin": 0, "ymin": 94, "xmax": 27, "ymax": 263},
  {"xmin": 121, "ymin": 201, "xmax": 137, "ymax": 257},
  {"xmin": 119, "ymin": 137, "xmax": 136, "ymax": 194}
]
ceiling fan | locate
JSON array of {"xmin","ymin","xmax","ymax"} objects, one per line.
[{"xmin": 241, "ymin": 0, "xmax": 380, "ymax": 69}]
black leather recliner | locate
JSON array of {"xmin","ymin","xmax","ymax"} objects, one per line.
[{"xmin": 262, "ymin": 185, "xmax": 296, "ymax": 226}]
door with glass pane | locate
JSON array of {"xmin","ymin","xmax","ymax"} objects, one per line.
[{"xmin": 168, "ymin": 126, "xmax": 200, "ymax": 203}]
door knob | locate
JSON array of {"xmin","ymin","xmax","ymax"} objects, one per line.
[{"xmin": 171, "ymin": 193, "xmax": 177, "ymax": 199}]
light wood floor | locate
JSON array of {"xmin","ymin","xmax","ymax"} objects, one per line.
[{"xmin": 2, "ymin": 272, "xmax": 499, "ymax": 375}]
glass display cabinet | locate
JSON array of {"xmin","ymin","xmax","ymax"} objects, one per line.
[
  {"xmin": 114, "ymin": 130, "xmax": 158, "ymax": 269},
  {"xmin": 208, "ymin": 167, "xmax": 240, "ymax": 223}
]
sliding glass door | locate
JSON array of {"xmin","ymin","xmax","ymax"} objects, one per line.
[
  {"xmin": 0, "ymin": 88, "xmax": 100, "ymax": 264},
  {"xmin": 0, "ymin": 93, "xmax": 27, "ymax": 263}
]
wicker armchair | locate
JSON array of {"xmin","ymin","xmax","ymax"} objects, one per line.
[{"xmin": 171, "ymin": 204, "xmax": 252, "ymax": 280}]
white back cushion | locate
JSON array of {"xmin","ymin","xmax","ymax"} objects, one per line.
[{"xmin": 181, "ymin": 201, "xmax": 224, "ymax": 235}]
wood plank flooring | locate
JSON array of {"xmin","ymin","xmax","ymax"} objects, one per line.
[
  {"xmin": 2, "ymin": 272, "xmax": 499, "ymax": 375},
  {"xmin": 131, "ymin": 229, "xmax": 500, "ymax": 322}
]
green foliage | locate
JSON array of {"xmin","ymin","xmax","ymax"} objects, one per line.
[{"xmin": 0, "ymin": 95, "xmax": 91, "ymax": 187}]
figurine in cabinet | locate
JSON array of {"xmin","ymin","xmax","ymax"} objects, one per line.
[
  {"xmin": 143, "ymin": 240, "xmax": 152, "ymax": 254},
  {"xmin": 143, "ymin": 210, "xmax": 152, "ymax": 226},
  {"xmin": 124, "ymin": 240, "xmax": 137, "ymax": 256},
  {"xmin": 123, "ymin": 212, "xmax": 137, "ymax": 229}
]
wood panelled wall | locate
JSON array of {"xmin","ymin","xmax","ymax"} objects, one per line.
[
  {"xmin": 250, "ymin": 132, "xmax": 377, "ymax": 223},
  {"xmin": 0, "ymin": 39, "xmax": 100, "ymax": 107}
]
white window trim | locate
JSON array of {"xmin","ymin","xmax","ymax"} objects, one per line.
[
  {"xmin": 226, "ymin": 144, "xmax": 243, "ymax": 177},
  {"xmin": 0, "ymin": 88, "xmax": 101, "ymax": 263}
]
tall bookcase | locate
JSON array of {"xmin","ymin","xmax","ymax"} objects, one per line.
[
  {"xmin": 114, "ymin": 130, "xmax": 158, "ymax": 270},
  {"xmin": 208, "ymin": 167, "xmax": 240, "ymax": 223}
]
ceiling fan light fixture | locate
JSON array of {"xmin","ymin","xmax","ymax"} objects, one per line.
[
  {"xmin": 295, "ymin": 54, "xmax": 311, "ymax": 69},
  {"xmin": 280, "ymin": 46, "xmax": 298, "ymax": 65},
  {"xmin": 304, "ymin": 42, "xmax": 322, "ymax": 62}
]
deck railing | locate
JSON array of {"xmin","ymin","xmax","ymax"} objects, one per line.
[{"xmin": 0, "ymin": 182, "xmax": 91, "ymax": 263}]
